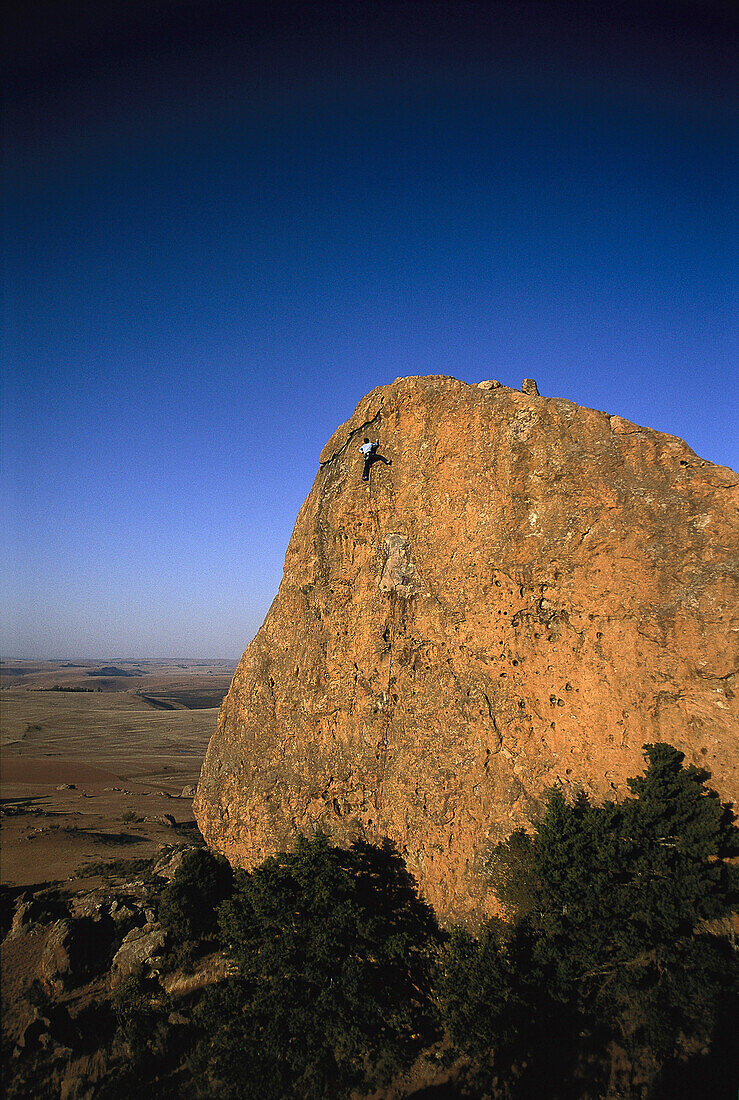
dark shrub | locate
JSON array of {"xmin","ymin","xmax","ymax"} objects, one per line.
[
  {"xmin": 440, "ymin": 743, "xmax": 739, "ymax": 1099},
  {"xmin": 195, "ymin": 834, "xmax": 441, "ymax": 1100},
  {"xmin": 158, "ymin": 847, "xmax": 233, "ymax": 956}
]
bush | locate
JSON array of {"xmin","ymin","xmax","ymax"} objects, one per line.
[
  {"xmin": 97, "ymin": 975, "xmax": 181, "ymax": 1099},
  {"xmin": 441, "ymin": 743, "xmax": 739, "ymax": 1099},
  {"xmin": 483, "ymin": 828, "xmax": 537, "ymax": 920},
  {"xmin": 195, "ymin": 834, "xmax": 441, "ymax": 1100},
  {"xmin": 110, "ymin": 974, "xmax": 160, "ymax": 1064},
  {"xmin": 158, "ymin": 847, "xmax": 233, "ymax": 958}
]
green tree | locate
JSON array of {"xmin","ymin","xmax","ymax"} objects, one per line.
[
  {"xmin": 621, "ymin": 743, "xmax": 738, "ymax": 944},
  {"xmin": 530, "ymin": 745, "xmax": 737, "ymax": 996},
  {"xmin": 483, "ymin": 828, "xmax": 538, "ymax": 921},
  {"xmin": 195, "ymin": 834, "xmax": 441, "ymax": 1100},
  {"xmin": 158, "ymin": 847, "xmax": 233, "ymax": 961},
  {"xmin": 439, "ymin": 913, "xmax": 600, "ymax": 1099},
  {"xmin": 441, "ymin": 744, "xmax": 738, "ymax": 1098},
  {"xmin": 440, "ymin": 922, "xmax": 520, "ymax": 1057},
  {"xmin": 438, "ymin": 920, "xmax": 552, "ymax": 1099},
  {"xmin": 600, "ymin": 744, "xmax": 738, "ymax": 1079},
  {"xmin": 531, "ymin": 787, "xmax": 629, "ymax": 997}
]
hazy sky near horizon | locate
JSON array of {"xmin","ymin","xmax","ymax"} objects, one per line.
[{"xmin": 3, "ymin": 1, "xmax": 737, "ymax": 659}]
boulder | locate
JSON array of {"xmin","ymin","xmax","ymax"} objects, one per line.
[
  {"xmin": 41, "ymin": 920, "xmax": 74, "ymax": 994},
  {"xmin": 14, "ymin": 1010, "xmax": 50, "ymax": 1055},
  {"xmin": 69, "ymin": 894, "xmax": 105, "ymax": 921},
  {"xmin": 42, "ymin": 915, "xmax": 113, "ymax": 993},
  {"xmin": 194, "ymin": 375, "xmax": 738, "ymax": 921},
  {"xmin": 6, "ymin": 899, "xmax": 35, "ymax": 941},
  {"xmin": 153, "ymin": 845, "xmax": 198, "ymax": 880},
  {"xmin": 109, "ymin": 901, "xmax": 137, "ymax": 932},
  {"xmin": 110, "ymin": 923, "xmax": 167, "ymax": 986},
  {"xmin": 6, "ymin": 891, "xmax": 68, "ymax": 941}
]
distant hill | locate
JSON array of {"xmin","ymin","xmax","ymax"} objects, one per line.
[{"xmin": 87, "ymin": 666, "xmax": 143, "ymax": 677}]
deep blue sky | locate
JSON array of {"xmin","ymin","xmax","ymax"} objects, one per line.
[{"xmin": 2, "ymin": 1, "xmax": 736, "ymax": 658}]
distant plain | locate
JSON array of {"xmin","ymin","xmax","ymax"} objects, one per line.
[{"xmin": 0, "ymin": 659, "xmax": 237, "ymax": 886}]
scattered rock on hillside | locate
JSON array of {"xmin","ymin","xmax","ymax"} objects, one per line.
[
  {"xmin": 153, "ymin": 845, "xmax": 198, "ymax": 880},
  {"xmin": 42, "ymin": 915, "xmax": 115, "ymax": 993},
  {"xmin": 41, "ymin": 920, "xmax": 74, "ymax": 994},
  {"xmin": 69, "ymin": 894, "xmax": 106, "ymax": 921},
  {"xmin": 109, "ymin": 899, "xmax": 138, "ymax": 933},
  {"xmin": 6, "ymin": 891, "xmax": 68, "ymax": 941},
  {"xmin": 144, "ymin": 813, "xmax": 176, "ymax": 827},
  {"xmin": 6, "ymin": 899, "xmax": 36, "ymax": 941},
  {"xmin": 14, "ymin": 1011, "xmax": 51, "ymax": 1056},
  {"xmin": 110, "ymin": 923, "xmax": 167, "ymax": 986}
]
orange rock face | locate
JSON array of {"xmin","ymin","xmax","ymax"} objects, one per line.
[{"xmin": 194, "ymin": 376, "xmax": 738, "ymax": 921}]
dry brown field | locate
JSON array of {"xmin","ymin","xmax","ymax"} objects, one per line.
[{"xmin": 0, "ymin": 659, "xmax": 236, "ymax": 887}]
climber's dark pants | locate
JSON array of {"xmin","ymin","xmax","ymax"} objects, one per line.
[{"xmin": 362, "ymin": 453, "xmax": 390, "ymax": 481}]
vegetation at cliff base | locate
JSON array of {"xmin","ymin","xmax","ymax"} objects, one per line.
[
  {"xmin": 186, "ymin": 742, "xmax": 736, "ymax": 1099},
  {"xmin": 440, "ymin": 743, "xmax": 739, "ymax": 1098},
  {"xmin": 158, "ymin": 847, "xmax": 233, "ymax": 965},
  {"xmin": 5, "ymin": 743, "xmax": 736, "ymax": 1099},
  {"xmin": 193, "ymin": 834, "xmax": 441, "ymax": 1099}
]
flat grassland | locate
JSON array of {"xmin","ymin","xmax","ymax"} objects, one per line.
[{"xmin": 0, "ymin": 659, "xmax": 236, "ymax": 886}]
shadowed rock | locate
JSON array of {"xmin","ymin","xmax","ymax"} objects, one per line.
[{"xmin": 110, "ymin": 923, "xmax": 167, "ymax": 986}]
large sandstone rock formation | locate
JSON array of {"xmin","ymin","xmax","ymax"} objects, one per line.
[{"xmin": 195, "ymin": 376, "xmax": 738, "ymax": 920}]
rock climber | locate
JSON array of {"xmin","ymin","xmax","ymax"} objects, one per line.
[{"xmin": 360, "ymin": 438, "xmax": 391, "ymax": 481}]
